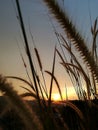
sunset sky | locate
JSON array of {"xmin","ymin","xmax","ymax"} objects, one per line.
[{"xmin": 0, "ymin": 0, "xmax": 98, "ymax": 100}]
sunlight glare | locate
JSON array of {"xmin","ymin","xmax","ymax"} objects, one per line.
[{"xmin": 52, "ymin": 93, "xmax": 61, "ymax": 101}]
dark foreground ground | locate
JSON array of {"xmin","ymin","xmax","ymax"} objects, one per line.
[{"xmin": 0, "ymin": 96, "xmax": 98, "ymax": 130}]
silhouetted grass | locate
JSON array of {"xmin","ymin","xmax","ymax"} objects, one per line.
[{"xmin": 0, "ymin": 0, "xmax": 98, "ymax": 130}]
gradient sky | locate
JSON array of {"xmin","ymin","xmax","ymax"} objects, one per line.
[{"xmin": 0, "ymin": 0, "xmax": 98, "ymax": 100}]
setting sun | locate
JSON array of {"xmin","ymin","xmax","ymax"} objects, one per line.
[
  {"xmin": 52, "ymin": 93, "xmax": 61, "ymax": 101},
  {"xmin": 51, "ymin": 87, "xmax": 77, "ymax": 101}
]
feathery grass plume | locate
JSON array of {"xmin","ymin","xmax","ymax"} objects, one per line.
[
  {"xmin": 0, "ymin": 75, "xmax": 43, "ymax": 130},
  {"xmin": 43, "ymin": 0, "xmax": 98, "ymax": 81}
]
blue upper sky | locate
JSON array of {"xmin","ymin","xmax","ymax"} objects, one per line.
[{"xmin": 0, "ymin": 0, "xmax": 98, "ymax": 99}]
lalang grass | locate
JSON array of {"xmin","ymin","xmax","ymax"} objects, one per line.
[{"xmin": 0, "ymin": 0, "xmax": 98, "ymax": 130}]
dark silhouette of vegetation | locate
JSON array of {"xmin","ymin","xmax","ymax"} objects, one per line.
[{"xmin": 0, "ymin": 0, "xmax": 98, "ymax": 130}]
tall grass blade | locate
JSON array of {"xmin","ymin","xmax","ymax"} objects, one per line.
[
  {"xmin": 48, "ymin": 47, "xmax": 56, "ymax": 107},
  {"xmin": 34, "ymin": 48, "xmax": 42, "ymax": 71},
  {"xmin": 16, "ymin": 0, "xmax": 42, "ymax": 107},
  {"xmin": 34, "ymin": 48, "xmax": 48, "ymax": 98}
]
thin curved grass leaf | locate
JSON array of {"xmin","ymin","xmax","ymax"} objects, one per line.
[
  {"xmin": 45, "ymin": 70, "xmax": 63, "ymax": 100},
  {"xmin": 6, "ymin": 76, "xmax": 35, "ymax": 91},
  {"xmin": 20, "ymin": 86, "xmax": 37, "ymax": 99},
  {"xmin": 20, "ymin": 86, "xmax": 33, "ymax": 93},
  {"xmin": 61, "ymin": 62, "xmax": 81, "ymax": 73},
  {"xmin": 20, "ymin": 92, "xmax": 37, "ymax": 99}
]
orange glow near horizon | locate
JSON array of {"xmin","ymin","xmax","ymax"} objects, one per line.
[
  {"xmin": 52, "ymin": 93, "xmax": 61, "ymax": 101},
  {"xmin": 51, "ymin": 87, "xmax": 78, "ymax": 101},
  {"xmin": 9, "ymin": 79, "xmax": 78, "ymax": 101}
]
